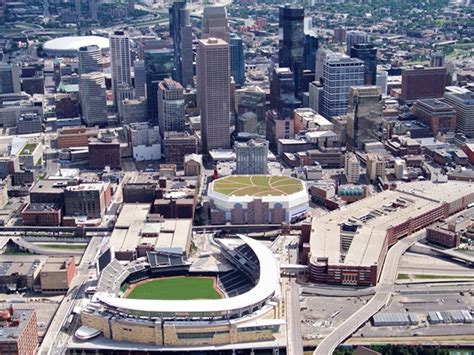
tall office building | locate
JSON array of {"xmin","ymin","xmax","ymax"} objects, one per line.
[
  {"xmin": 279, "ymin": 5, "xmax": 305, "ymax": 98},
  {"xmin": 0, "ymin": 63, "xmax": 21, "ymax": 94},
  {"xmin": 144, "ymin": 49, "xmax": 174, "ymax": 124},
  {"xmin": 350, "ymin": 43, "xmax": 377, "ymax": 85},
  {"xmin": 444, "ymin": 89, "xmax": 474, "ymax": 137},
  {"xmin": 128, "ymin": 0, "xmax": 134, "ymax": 12},
  {"xmin": 202, "ymin": 6, "xmax": 229, "ymax": 42},
  {"xmin": 304, "ymin": 32, "xmax": 319, "ymax": 72},
  {"xmin": 230, "ymin": 35, "xmax": 245, "ymax": 87},
  {"xmin": 197, "ymin": 38, "xmax": 231, "ymax": 152},
  {"xmin": 334, "ymin": 26, "xmax": 347, "ymax": 43},
  {"xmin": 315, "ymin": 46, "xmax": 336, "ymax": 83},
  {"xmin": 116, "ymin": 83, "xmax": 134, "ymax": 122},
  {"xmin": 430, "ymin": 51, "xmax": 444, "ymax": 67},
  {"xmin": 79, "ymin": 72, "xmax": 108, "ymax": 126},
  {"xmin": 78, "ymin": 45, "xmax": 103, "ymax": 75},
  {"xmin": 169, "ymin": 0, "xmax": 193, "ymax": 86},
  {"xmin": 90, "ymin": 0, "xmax": 97, "ymax": 21},
  {"xmin": 235, "ymin": 139, "xmax": 268, "ymax": 175},
  {"xmin": 75, "ymin": 0, "xmax": 81, "ymax": 16},
  {"xmin": 346, "ymin": 30, "xmax": 368, "ymax": 55},
  {"xmin": 269, "ymin": 67, "xmax": 300, "ymax": 119},
  {"xmin": 346, "ymin": 86, "xmax": 383, "ymax": 150},
  {"xmin": 320, "ymin": 56, "xmax": 365, "ymax": 119},
  {"xmin": 134, "ymin": 60, "xmax": 146, "ymax": 98},
  {"xmin": 157, "ymin": 78, "xmax": 185, "ymax": 135},
  {"xmin": 344, "ymin": 152, "xmax": 360, "ymax": 183},
  {"xmin": 400, "ymin": 66, "xmax": 446, "ymax": 102},
  {"xmin": 110, "ymin": 31, "xmax": 132, "ymax": 109}
]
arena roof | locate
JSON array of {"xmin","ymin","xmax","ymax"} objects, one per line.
[
  {"xmin": 211, "ymin": 175, "xmax": 304, "ymax": 197},
  {"xmin": 96, "ymin": 235, "xmax": 280, "ymax": 314},
  {"xmin": 43, "ymin": 36, "xmax": 109, "ymax": 55},
  {"xmin": 310, "ymin": 181, "xmax": 474, "ymax": 268}
]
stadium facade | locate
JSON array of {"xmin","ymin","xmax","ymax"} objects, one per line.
[
  {"xmin": 308, "ymin": 181, "xmax": 474, "ymax": 286},
  {"xmin": 79, "ymin": 236, "xmax": 284, "ymax": 347},
  {"xmin": 207, "ymin": 175, "xmax": 309, "ymax": 224}
]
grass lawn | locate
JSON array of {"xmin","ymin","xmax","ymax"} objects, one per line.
[
  {"xmin": 36, "ymin": 243, "xmax": 87, "ymax": 250},
  {"xmin": 213, "ymin": 175, "xmax": 303, "ymax": 197},
  {"xmin": 397, "ymin": 273, "xmax": 410, "ymax": 280},
  {"xmin": 126, "ymin": 276, "xmax": 223, "ymax": 300},
  {"xmin": 20, "ymin": 143, "xmax": 38, "ymax": 155},
  {"xmin": 413, "ymin": 274, "xmax": 474, "ymax": 280}
]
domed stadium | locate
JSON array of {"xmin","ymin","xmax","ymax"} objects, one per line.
[{"xmin": 43, "ymin": 35, "xmax": 109, "ymax": 57}]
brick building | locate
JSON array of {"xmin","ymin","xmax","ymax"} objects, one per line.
[
  {"xmin": 88, "ymin": 136, "xmax": 121, "ymax": 170},
  {"xmin": 0, "ymin": 307, "xmax": 38, "ymax": 355},
  {"xmin": 400, "ymin": 66, "xmax": 447, "ymax": 102},
  {"xmin": 413, "ymin": 99, "xmax": 456, "ymax": 135},
  {"xmin": 162, "ymin": 132, "xmax": 197, "ymax": 169},
  {"xmin": 21, "ymin": 203, "xmax": 62, "ymax": 226}
]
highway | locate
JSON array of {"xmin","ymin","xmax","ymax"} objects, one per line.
[
  {"xmin": 39, "ymin": 236, "xmax": 104, "ymax": 355},
  {"xmin": 314, "ymin": 231, "xmax": 426, "ymax": 355},
  {"xmin": 286, "ymin": 238, "xmax": 303, "ymax": 355}
]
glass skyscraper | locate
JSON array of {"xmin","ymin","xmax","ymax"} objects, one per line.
[
  {"xmin": 169, "ymin": 0, "xmax": 193, "ymax": 86},
  {"xmin": 278, "ymin": 5, "xmax": 304, "ymax": 99},
  {"xmin": 350, "ymin": 43, "xmax": 377, "ymax": 85},
  {"xmin": 144, "ymin": 49, "xmax": 174, "ymax": 124},
  {"xmin": 230, "ymin": 35, "xmax": 245, "ymax": 87}
]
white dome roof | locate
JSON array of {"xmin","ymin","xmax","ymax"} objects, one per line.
[{"xmin": 43, "ymin": 35, "xmax": 109, "ymax": 54}]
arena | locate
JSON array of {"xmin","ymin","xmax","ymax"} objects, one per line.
[
  {"xmin": 207, "ymin": 175, "xmax": 309, "ymax": 224},
  {"xmin": 78, "ymin": 235, "xmax": 284, "ymax": 348},
  {"xmin": 43, "ymin": 35, "xmax": 110, "ymax": 57}
]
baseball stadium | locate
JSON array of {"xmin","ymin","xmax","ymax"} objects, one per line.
[
  {"xmin": 208, "ymin": 175, "xmax": 309, "ymax": 224},
  {"xmin": 78, "ymin": 235, "xmax": 284, "ymax": 348}
]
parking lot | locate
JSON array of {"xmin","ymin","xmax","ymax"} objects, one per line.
[{"xmin": 300, "ymin": 294, "xmax": 370, "ymax": 341}]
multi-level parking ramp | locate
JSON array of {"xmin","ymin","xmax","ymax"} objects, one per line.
[{"xmin": 314, "ymin": 231, "xmax": 426, "ymax": 355}]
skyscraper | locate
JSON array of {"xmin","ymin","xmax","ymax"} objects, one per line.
[
  {"xmin": 157, "ymin": 78, "xmax": 185, "ymax": 135},
  {"xmin": 304, "ymin": 32, "xmax": 319, "ymax": 72},
  {"xmin": 78, "ymin": 45, "xmax": 103, "ymax": 75},
  {"xmin": 197, "ymin": 38, "xmax": 231, "ymax": 152},
  {"xmin": 346, "ymin": 30, "xmax": 368, "ymax": 55},
  {"xmin": 169, "ymin": 0, "xmax": 193, "ymax": 86},
  {"xmin": 144, "ymin": 49, "xmax": 174, "ymax": 124},
  {"xmin": 0, "ymin": 63, "xmax": 21, "ymax": 94},
  {"xmin": 134, "ymin": 60, "xmax": 146, "ymax": 98},
  {"xmin": 430, "ymin": 51, "xmax": 445, "ymax": 67},
  {"xmin": 202, "ymin": 6, "xmax": 229, "ymax": 42},
  {"xmin": 279, "ymin": 5, "xmax": 304, "ymax": 98},
  {"xmin": 269, "ymin": 67, "xmax": 300, "ymax": 119},
  {"xmin": 346, "ymin": 86, "xmax": 383, "ymax": 150},
  {"xmin": 320, "ymin": 56, "xmax": 365, "ymax": 119},
  {"xmin": 79, "ymin": 72, "xmax": 108, "ymax": 126},
  {"xmin": 350, "ymin": 42, "xmax": 377, "ymax": 85},
  {"xmin": 110, "ymin": 31, "xmax": 132, "ymax": 109},
  {"xmin": 230, "ymin": 35, "xmax": 245, "ymax": 87},
  {"xmin": 444, "ymin": 89, "xmax": 474, "ymax": 137},
  {"xmin": 90, "ymin": 0, "xmax": 97, "ymax": 21},
  {"xmin": 235, "ymin": 139, "xmax": 268, "ymax": 175}
]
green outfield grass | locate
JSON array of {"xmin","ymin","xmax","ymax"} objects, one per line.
[
  {"xmin": 213, "ymin": 175, "xmax": 303, "ymax": 197},
  {"xmin": 125, "ymin": 277, "xmax": 223, "ymax": 300}
]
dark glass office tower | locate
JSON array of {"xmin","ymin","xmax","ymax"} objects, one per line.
[
  {"xmin": 169, "ymin": 0, "xmax": 193, "ymax": 86},
  {"xmin": 278, "ymin": 5, "xmax": 304, "ymax": 99},
  {"xmin": 230, "ymin": 35, "xmax": 245, "ymax": 87},
  {"xmin": 304, "ymin": 32, "xmax": 319, "ymax": 72},
  {"xmin": 144, "ymin": 49, "xmax": 174, "ymax": 124},
  {"xmin": 270, "ymin": 67, "xmax": 301, "ymax": 120},
  {"xmin": 350, "ymin": 42, "xmax": 377, "ymax": 85}
]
